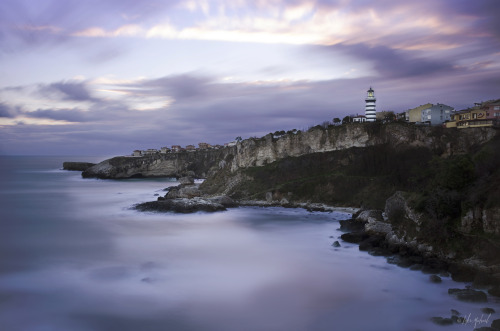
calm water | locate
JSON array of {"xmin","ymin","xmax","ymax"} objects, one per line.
[{"xmin": 0, "ymin": 156, "xmax": 498, "ymax": 331}]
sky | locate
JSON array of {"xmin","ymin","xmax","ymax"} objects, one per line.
[{"xmin": 1, "ymin": 0, "xmax": 499, "ymax": 155}]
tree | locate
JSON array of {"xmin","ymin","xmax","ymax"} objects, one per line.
[
  {"xmin": 342, "ymin": 115, "xmax": 351, "ymax": 124},
  {"xmin": 235, "ymin": 136, "xmax": 242, "ymax": 142},
  {"xmin": 333, "ymin": 118, "xmax": 341, "ymax": 125}
]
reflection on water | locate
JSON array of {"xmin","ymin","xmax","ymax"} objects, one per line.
[{"xmin": 0, "ymin": 156, "xmax": 498, "ymax": 331}]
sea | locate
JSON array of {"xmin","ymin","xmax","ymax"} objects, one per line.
[{"xmin": 0, "ymin": 155, "xmax": 498, "ymax": 331}]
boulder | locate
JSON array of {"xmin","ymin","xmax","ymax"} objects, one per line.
[
  {"xmin": 339, "ymin": 219, "xmax": 366, "ymax": 232},
  {"xmin": 134, "ymin": 198, "xmax": 226, "ymax": 213},
  {"xmin": 178, "ymin": 176, "xmax": 195, "ymax": 185},
  {"xmin": 448, "ymin": 288, "xmax": 487, "ymax": 302},
  {"xmin": 356, "ymin": 210, "xmax": 383, "ymax": 222},
  {"xmin": 206, "ymin": 195, "xmax": 237, "ymax": 207},
  {"xmin": 340, "ymin": 232, "xmax": 369, "ymax": 244},
  {"xmin": 430, "ymin": 317, "xmax": 453, "ymax": 326},
  {"xmin": 332, "ymin": 241, "xmax": 341, "ymax": 247},
  {"xmin": 429, "ymin": 275, "xmax": 442, "ymax": 283}
]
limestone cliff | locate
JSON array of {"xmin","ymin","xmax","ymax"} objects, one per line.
[
  {"xmin": 82, "ymin": 148, "xmax": 234, "ymax": 179},
  {"xmin": 82, "ymin": 122, "xmax": 497, "ymax": 180}
]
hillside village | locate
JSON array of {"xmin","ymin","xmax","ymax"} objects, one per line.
[{"xmin": 131, "ymin": 89, "xmax": 500, "ymax": 156}]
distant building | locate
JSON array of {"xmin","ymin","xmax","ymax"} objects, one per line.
[
  {"xmin": 185, "ymin": 145, "xmax": 196, "ymax": 151},
  {"xmin": 160, "ymin": 146, "xmax": 170, "ymax": 153},
  {"xmin": 376, "ymin": 111, "xmax": 396, "ymax": 122},
  {"xmin": 406, "ymin": 103, "xmax": 433, "ymax": 123},
  {"xmin": 132, "ymin": 150, "xmax": 142, "ymax": 157},
  {"xmin": 420, "ymin": 104, "xmax": 453, "ymax": 125},
  {"xmin": 171, "ymin": 145, "xmax": 182, "ymax": 152},
  {"xmin": 446, "ymin": 99, "xmax": 500, "ymax": 129},
  {"xmin": 352, "ymin": 115, "xmax": 367, "ymax": 123},
  {"xmin": 483, "ymin": 99, "xmax": 500, "ymax": 122},
  {"xmin": 143, "ymin": 149, "xmax": 158, "ymax": 155},
  {"xmin": 405, "ymin": 103, "xmax": 453, "ymax": 125},
  {"xmin": 198, "ymin": 142, "xmax": 212, "ymax": 149},
  {"xmin": 365, "ymin": 87, "xmax": 376, "ymax": 122}
]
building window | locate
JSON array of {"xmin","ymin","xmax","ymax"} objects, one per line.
[{"xmin": 494, "ymin": 106, "xmax": 500, "ymax": 110}]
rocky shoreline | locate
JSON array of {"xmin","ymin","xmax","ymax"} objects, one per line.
[{"xmin": 338, "ymin": 209, "xmax": 500, "ymax": 329}]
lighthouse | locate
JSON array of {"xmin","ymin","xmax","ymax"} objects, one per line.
[{"xmin": 365, "ymin": 87, "xmax": 376, "ymax": 122}]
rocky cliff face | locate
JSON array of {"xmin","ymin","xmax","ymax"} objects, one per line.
[
  {"xmin": 82, "ymin": 148, "xmax": 235, "ymax": 179},
  {"xmin": 82, "ymin": 123, "xmax": 496, "ymax": 179},
  {"xmin": 228, "ymin": 123, "xmax": 496, "ymax": 172}
]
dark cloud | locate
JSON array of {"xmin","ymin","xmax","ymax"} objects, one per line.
[
  {"xmin": 0, "ymin": 103, "xmax": 16, "ymax": 118},
  {"xmin": 26, "ymin": 108, "xmax": 92, "ymax": 122},
  {"xmin": 322, "ymin": 43, "xmax": 456, "ymax": 79},
  {"xmin": 40, "ymin": 81, "xmax": 95, "ymax": 102}
]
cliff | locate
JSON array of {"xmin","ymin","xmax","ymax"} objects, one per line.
[
  {"xmin": 83, "ymin": 122, "xmax": 496, "ymax": 180},
  {"xmin": 82, "ymin": 148, "xmax": 235, "ymax": 179}
]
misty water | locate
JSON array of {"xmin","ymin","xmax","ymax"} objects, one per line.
[{"xmin": 0, "ymin": 156, "xmax": 498, "ymax": 331}]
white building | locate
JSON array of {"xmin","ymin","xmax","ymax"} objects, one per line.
[{"xmin": 365, "ymin": 87, "xmax": 376, "ymax": 122}]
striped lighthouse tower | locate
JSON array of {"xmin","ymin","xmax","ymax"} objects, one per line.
[{"xmin": 365, "ymin": 87, "xmax": 376, "ymax": 122}]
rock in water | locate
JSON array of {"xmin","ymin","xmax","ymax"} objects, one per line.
[
  {"xmin": 429, "ymin": 275, "xmax": 442, "ymax": 283},
  {"xmin": 448, "ymin": 288, "xmax": 487, "ymax": 302},
  {"xmin": 63, "ymin": 162, "xmax": 96, "ymax": 171},
  {"xmin": 134, "ymin": 198, "xmax": 226, "ymax": 213},
  {"xmin": 430, "ymin": 317, "xmax": 453, "ymax": 326},
  {"xmin": 332, "ymin": 241, "xmax": 341, "ymax": 247}
]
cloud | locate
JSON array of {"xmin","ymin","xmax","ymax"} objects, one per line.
[
  {"xmin": 0, "ymin": 103, "xmax": 17, "ymax": 118},
  {"xmin": 40, "ymin": 81, "xmax": 96, "ymax": 102},
  {"xmin": 326, "ymin": 43, "xmax": 457, "ymax": 79}
]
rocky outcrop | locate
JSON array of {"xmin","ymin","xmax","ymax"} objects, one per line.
[
  {"xmin": 82, "ymin": 148, "xmax": 234, "ymax": 179},
  {"xmin": 63, "ymin": 162, "xmax": 96, "ymax": 171},
  {"xmin": 461, "ymin": 206, "xmax": 500, "ymax": 235},
  {"xmin": 82, "ymin": 124, "xmax": 496, "ymax": 179},
  {"xmin": 134, "ymin": 198, "xmax": 227, "ymax": 213}
]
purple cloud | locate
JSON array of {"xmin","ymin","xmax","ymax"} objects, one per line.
[{"xmin": 40, "ymin": 81, "xmax": 96, "ymax": 102}]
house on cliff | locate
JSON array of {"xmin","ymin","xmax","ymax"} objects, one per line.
[
  {"xmin": 446, "ymin": 99, "xmax": 500, "ymax": 129},
  {"xmin": 405, "ymin": 103, "xmax": 453, "ymax": 125}
]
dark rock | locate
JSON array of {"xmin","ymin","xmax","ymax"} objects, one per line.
[
  {"xmin": 482, "ymin": 308, "xmax": 495, "ymax": 314},
  {"xmin": 63, "ymin": 161, "xmax": 96, "ymax": 171},
  {"xmin": 178, "ymin": 176, "xmax": 195, "ymax": 185},
  {"xmin": 409, "ymin": 264, "xmax": 423, "ymax": 271},
  {"xmin": 489, "ymin": 286, "xmax": 500, "ymax": 297},
  {"xmin": 339, "ymin": 219, "xmax": 366, "ymax": 232},
  {"xmin": 430, "ymin": 317, "xmax": 453, "ymax": 325},
  {"xmin": 368, "ymin": 248, "xmax": 390, "ymax": 256},
  {"xmin": 492, "ymin": 319, "xmax": 500, "ymax": 329},
  {"xmin": 430, "ymin": 275, "xmax": 442, "ymax": 283},
  {"xmin": 449, "ymin": 263, "xmax": 476, "ymax": 282},
  {"xmin": 387, "ymin": 255, "xmax": 413, "ymax": 268},
  {"xmin": 332, "ymin": 241, "xmax": 341, "ymax": 247},
  {"xmin": 474, "ymin": 327, "xmax": 496, "ymax": 331},
  {"xmin": 358, "ymin": 235, "xmax": 384, "ymax": 251},
  {"xmin": 451, "ymin": 309, "xmax": 460, "ymax": 316},
  {"xmin": 474, "ymin": 272, "xmax": 496, "ymax": 289},
  {"xmin": 448, "ymin": 288, "xmax": 487, "ymax": 302},
  {"xmin": 341, "ymin": 232, "xmax": 369, "ymax": 244},
  {"xmin": 134, "ymin": 198, "xmax": 226, "ymax": 213},
  {"xmin": 356, "ymin": 210, "xmax": 384, "ymax": 222},
  {"xmin": 207, "ymin": 195, "xmax": 237, "ymax": 207},
  {"xmin": 154, "ymin": 193, "xmax": 159, "ymax": 196}
]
